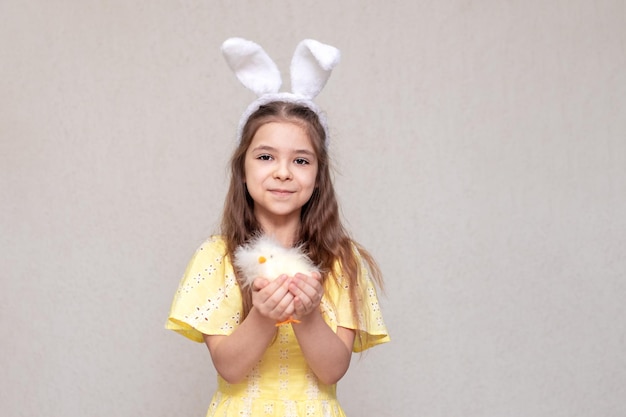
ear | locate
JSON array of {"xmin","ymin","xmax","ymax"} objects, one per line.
[
  {"xmin": 222, "ymin": 38, "xmax": 282, "ymax": 96},
  {"xmin": 290, "ymin": 39, "xmax": 340, "ymax": 99}
]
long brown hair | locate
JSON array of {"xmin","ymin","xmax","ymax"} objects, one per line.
[{"xmin": 221, "ymin": 101, "xmax": 383, "ymax": 330}]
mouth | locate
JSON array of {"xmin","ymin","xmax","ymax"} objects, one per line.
[{"xmin": 269, "ymin": 189, "xmax": 295, "ymax": 197}]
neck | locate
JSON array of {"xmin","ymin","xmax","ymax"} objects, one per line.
[{"xmin": 254, "ymin": 212, "xmax": 300, "ymax": 247}]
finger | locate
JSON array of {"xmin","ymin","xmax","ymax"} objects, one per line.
[
  {"xmin": 257, "ymin": 275, "xmax": 288, "ymax": 297},
  {"xmin": 297, "ymin": 272, "xmax": 323, "ymax": 288},
  {"xmin": 292, "ymin": 294, "xmax": 317, "ymax": 319},
  {"xmin": 290, "ymin": 273, "xmax": 322, "ymax": 301},
  {"xmin": 253, "ymin": 275, "xmax": 289, "ymax": 310},
  {"xmin": 252, "ymin": 277, "xmax": 270, "ymax": 291},
  {"xmin": 293, "ymin": 296, "xmax": 308, "ymax": 314},
  {"xmin": 278, "ymin": 296, "xmax": 295, "ymax": 316},
  {"xmin": 289, "ymin": 290, "xmax": 316, "ymax": 320},
  {"xmin": 271, "ymin": 293, "xmax": 295, "ymax": 321},
  {"xmin": 263, "ymin": 276, "xmax": 293, "ymax": 307},
  {"xmin": 289, "ymin": 282, "xmax": 314, "ymax": 306}
]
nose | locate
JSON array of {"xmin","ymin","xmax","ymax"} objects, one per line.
[{"xmin": 273, "ymin": 161, "xmax": 292, "ymax": 180}]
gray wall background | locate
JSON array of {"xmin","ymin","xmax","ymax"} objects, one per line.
[{"xmin": 1, "ymin": 1, "xmax": 625, "ymax": 416}]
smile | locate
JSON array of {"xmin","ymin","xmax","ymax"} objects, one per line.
[{"xmin": 269, "ymin": 189, "xmax": 295, "ymax": 197}]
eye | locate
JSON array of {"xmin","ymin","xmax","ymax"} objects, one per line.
[
  {"xmin": 257, "ymin": 154, "xmax": 273, "ymax": 161},
  {"xmin": 294, "ymin": 158, "xmax": 309, "ymax": 165}
]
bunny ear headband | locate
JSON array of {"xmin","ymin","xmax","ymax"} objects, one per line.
[{"xmin": 221, "ymin": 37, "xmax": 341, "ymax": 147}]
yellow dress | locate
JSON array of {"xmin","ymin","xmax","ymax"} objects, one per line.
[{"xmin": 166, "ymin": 236, "xmax": 390, "ymax": 417}]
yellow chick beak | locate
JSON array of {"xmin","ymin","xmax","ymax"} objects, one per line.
[{"xmin": 258, "ymin": 256, "xmax": 267, "ymax": 264}]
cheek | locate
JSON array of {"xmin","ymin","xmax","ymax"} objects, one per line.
[
  {"xmin": 310, "ymin": 169, "xmax": 320, "ymax": 188},
  {"xmin": 242, "ymin": 160, "xmax": 254, "ymax": 183},
  {"xmin": 243, "ymin": 165, "xmax": 270, "ymax": 189}
]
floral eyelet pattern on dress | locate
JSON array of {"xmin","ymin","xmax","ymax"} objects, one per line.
[{"xmin": 166, "ymin": 236, "xmax": 389, "ymax": 416}]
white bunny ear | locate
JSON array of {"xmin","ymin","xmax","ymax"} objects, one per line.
[
  {"xmin": 221, "ymin": 38, "xmax": 282, "ymax": 96},
  {"xmin": 290, "ymin": 39, "xmax": 340, "ymax": 99}
]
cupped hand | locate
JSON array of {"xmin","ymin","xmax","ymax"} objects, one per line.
[
  {"xmin": 288, "ymin": 272, "xmax": 324, "ymax": 320},
  {"xmin": 252, "ymin": 275, "xmax": 295, "ymax": 323}
]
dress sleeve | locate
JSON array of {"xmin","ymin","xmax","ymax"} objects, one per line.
[
  {"xmin": 320, "ymin": 250, "xmax": 390, "ymax": 353},
  {"xmin": 165, "ymin": 236, "xmax": 243, "ymax": 343}
]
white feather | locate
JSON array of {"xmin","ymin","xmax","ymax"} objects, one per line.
[{"xmin": 233, "ymin": 235, "xmax": 320, "ymax": 287}]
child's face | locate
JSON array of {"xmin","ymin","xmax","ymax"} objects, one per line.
[{"xmin": 244, "ymin": 121, "xmax": 318, "ymax": 229}]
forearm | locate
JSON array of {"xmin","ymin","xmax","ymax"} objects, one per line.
[
  {"xmin": 292, "ymin": 310, "xmax": 354, "ymax": 385},
  {"xmin": 205, "ymin": 275, "xmax": 296, "ymax": 383},
  {"xmin": 204, "ymin": 307, "xmax": 277, "ymax": 383}
]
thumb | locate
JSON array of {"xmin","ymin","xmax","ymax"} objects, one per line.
[{"xmin": 252, "ymin": 277, "xmax": 270, "ymax": 291}]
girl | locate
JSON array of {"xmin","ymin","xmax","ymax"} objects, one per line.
[{"xmin": 166, "ymin": 38, "xmax": 389, "ymax": 417}]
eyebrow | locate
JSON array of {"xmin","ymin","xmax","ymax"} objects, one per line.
[{"xmin": 251, "ymin": 145, "xmax": 316, "ymax": 157}]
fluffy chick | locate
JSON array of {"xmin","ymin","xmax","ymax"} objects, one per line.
[
  {"xmin": 234, "ymin": 234, "xmax": 320, "ymax": 287},
  {"xmin": 234, "ymin": 235, "xmax": 320, "ymax": 326}
]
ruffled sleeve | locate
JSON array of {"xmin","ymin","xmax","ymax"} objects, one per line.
[
  {"xmin": 165, "ymin": 236, "xmax": 243, "ymax": 343},
  {"xmin": 320, "ymin": 250, "xmax": 390, "ymax": 353}
]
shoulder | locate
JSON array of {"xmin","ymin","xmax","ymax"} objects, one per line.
[
  {"xmin": 190, "ymin": 235, "xmax": 229, "ymax": 259},
  {"xmin": 184, "ymin": 235, "xmax": 230, "ymax": 271},
  {"xmin": 197, "ymin": 235, "xmax": 227, "ymax": 253},
  {"xmin": 329, "ymin": 240, "xmax": 367, "ymax": 272},
  {"xmin": 329, "ymin": 239, "xmax": 383, "ymax": 288}
]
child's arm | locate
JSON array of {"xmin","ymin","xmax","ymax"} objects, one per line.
[
  {"xmin": 203, "ymin": 275, "xmax": 295, "ymax": 384},
  {"xmin": 289, "ymin": 273, "xmax": 356, "ymax": 385}
]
